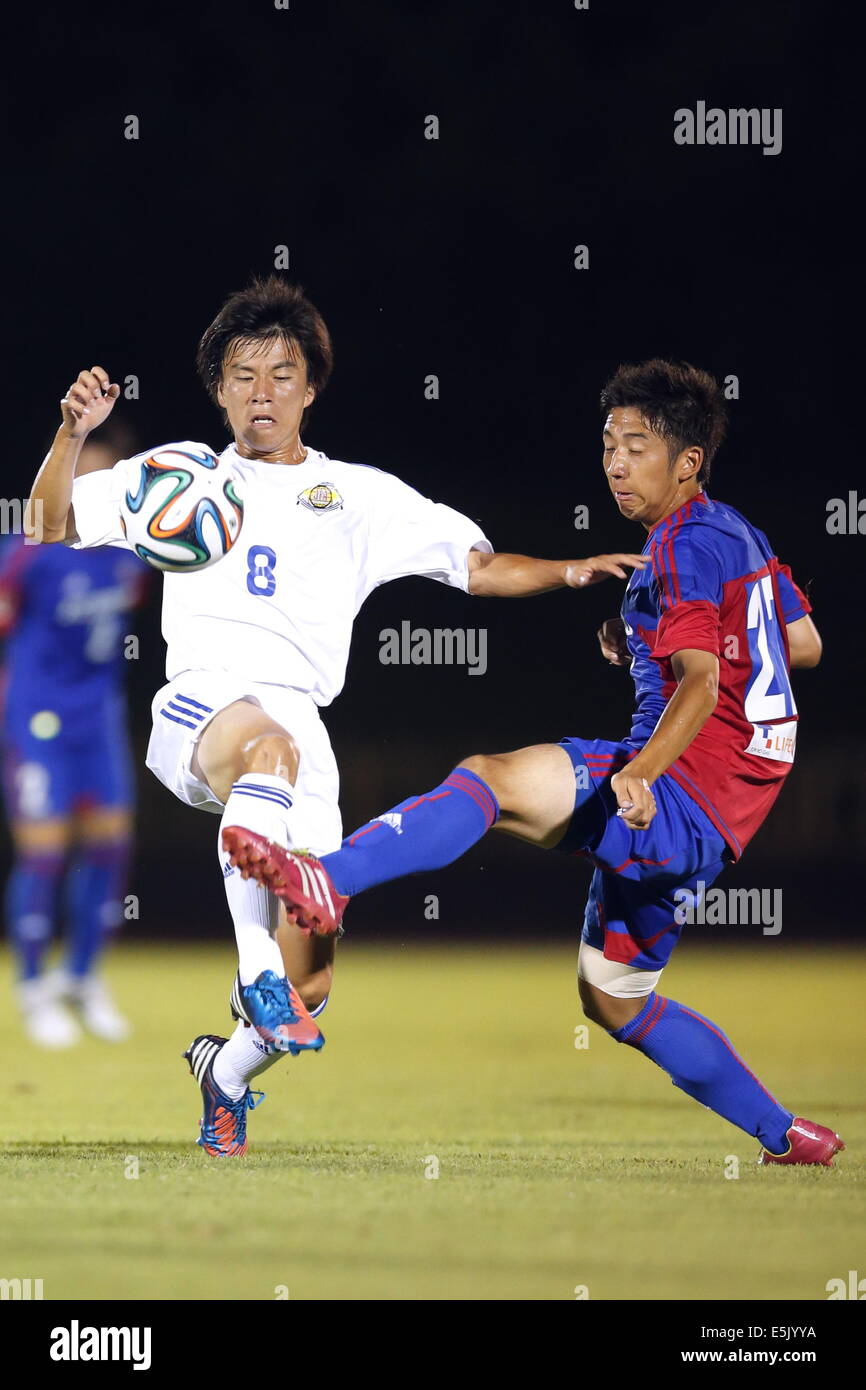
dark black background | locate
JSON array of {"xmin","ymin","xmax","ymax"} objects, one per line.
[{"xmin": 4, "ymin": 1, "xmax": 856, "ymax": 941}]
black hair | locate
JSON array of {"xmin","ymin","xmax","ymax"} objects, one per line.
[
  {"xmin": 196, "ymin": 276, "xmax": 333, "ymax": 431},
  {"xmin": 600, "ymin": 359, "xmax": 727, "ymax": 485}
]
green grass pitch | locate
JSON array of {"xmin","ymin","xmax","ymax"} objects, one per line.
[{"xmin": 1, "ymin": 941, "xmax": 863, "ymax": 1301}]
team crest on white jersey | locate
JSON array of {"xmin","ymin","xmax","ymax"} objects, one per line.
[{"xmin": 298, "ymin": 482, "xmax": 343, "ymax": 513}]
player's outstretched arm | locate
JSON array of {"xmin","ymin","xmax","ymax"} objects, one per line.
[
  {"xmin": 786, "ymin": 614, "xmax": 822, "ymax": 668},
  {"xmin": 467, "ymin": 550, "xmax": 648, "ymax": 597},
  {"xmin": 26, "ymin": 366, "xmax": 119, "ymax": 543}
]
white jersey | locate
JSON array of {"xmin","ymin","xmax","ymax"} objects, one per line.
[{"xmin": 70, "ymin": 441, "xmax": 491, "ymax": 705}]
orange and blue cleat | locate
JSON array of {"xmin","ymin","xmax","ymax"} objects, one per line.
[
  {"xmin": 184, "ymin": 1033, "xmax": 265, "ymax": 1157},
  {"xmin": 229, "ymin": 969, "xmax": 325, "ymax": 1055},
  {"xmin": 222, "ymin": 827, "xmax": 349, "ymax": 937},
  {"xmin": 759, "ymin": 1116, "xmax": 845, "ymax": 1167}
]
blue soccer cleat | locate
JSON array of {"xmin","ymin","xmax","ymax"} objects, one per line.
[
  {"xmin": 183, "ymin": 1033, "xmax": 265, "ymax": 1157},
  {"xmin": 228, "ymin": 969, "xmax": 324, "ymax": 1055}
]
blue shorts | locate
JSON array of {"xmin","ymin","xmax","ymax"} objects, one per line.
[
  {"xmin": 1, "ymin": 694, "xmax": 134, "ymax": 821},
  {"xmin": 557, "ymin": 737, "xmax": 728, "ymax": 972}
]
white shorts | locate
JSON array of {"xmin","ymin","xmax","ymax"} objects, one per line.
[{"xmin": 145, "ymin": 671, "xmax": 343, "ymax": 855}]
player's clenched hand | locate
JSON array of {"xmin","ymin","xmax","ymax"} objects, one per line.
[
  {"xmin": 60, "ymin": 366, "xmax": 120, "ymax": 438},
  {"xmin": 598, "ymin": 617, "xmax": 630, "ymax": 666},
  {"xmin": 610, "ymin": 769, "xmax": 657, "ymax": 831},
  {"xmin": 563, "ymin": 554, "xmax": 648, "ymax": 588}
]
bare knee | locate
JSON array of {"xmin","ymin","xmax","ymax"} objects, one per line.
[
  {"xmin": 578, "ymin": 976, "xmax": 644, "ymax": 1032},
  {"xmin": 459, "ymin": 744, "xmax": 576, "ymax": 847},
  {"xmin": 240, "ymin": 730, "xmax": 300, "ymax": 783},
  {"xmin": 459, "ymin": 752, "xmax": 514, "ymax": 804},
  {"xmin": 460, "ymin": 751, "xmax": 498, "ymax": 780},
  {"xmin": 194, "ymin": 700, "xmax": 300, "ymax": 802}
]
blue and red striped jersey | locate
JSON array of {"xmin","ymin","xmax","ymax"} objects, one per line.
[{"xmin": 621, "ymin": 491, "xmax": 811, "ymax": 859}]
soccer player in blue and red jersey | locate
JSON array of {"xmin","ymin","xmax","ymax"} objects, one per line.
[
  {"xmin": 1, "ymin": 435, "xmax": 148, "ymax": 1047},
  {"xmin": 229, "ymin": 359, "xmax": 843, "ymax": 1167}
]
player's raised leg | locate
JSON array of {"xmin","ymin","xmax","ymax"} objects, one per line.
[
  {"xmin": 224, "ymin": 743, "xmax": 580, "ymax": 933},
  {"xmin": 192, "ymin": 697, "xmax": 324, "ymax": 1059}
]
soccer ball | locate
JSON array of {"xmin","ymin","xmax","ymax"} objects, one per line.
[{"xmin": 120, "ymin": 445, "xmax": 244, "ymax": 572}]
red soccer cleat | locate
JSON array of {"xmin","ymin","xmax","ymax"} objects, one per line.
[
  {"xmin": 759, "ymin": 1116, "xmax": 845, "ymax": 1167},
  {"xmin": 222, "ymin": 827, "xmax": 349, "ymax": 936}
]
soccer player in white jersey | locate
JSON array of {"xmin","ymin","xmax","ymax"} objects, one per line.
[{"xmin": 28, "ymin": 277, "xmax": 646, "ymax": 1155}]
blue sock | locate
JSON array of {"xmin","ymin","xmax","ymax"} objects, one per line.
[
  {"xmin": 322, "ymin": 769, "xmax": 499, "ymax": 896},
  {"xmin": 612, "ymin": 993, "xmax": 793, "ymax": 1151},
  {"xmin": 6, "ymin": 850, "xmax": 65, "ymax": 980},
  {"xmin": 64, "ymin": 840, "xmax": 131, "ymax": 978}
]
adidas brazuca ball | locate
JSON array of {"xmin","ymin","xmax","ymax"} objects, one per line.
[{"xmin": 120, "ymin": 445, "xmax": 244, "ymax": 572}]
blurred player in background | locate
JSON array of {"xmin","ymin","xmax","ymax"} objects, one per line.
[
  {"xmin": 2, "ymin": 422, "xmax": 148, "ymax": 1046},
  {"xmin": 263, "ymin": 361, "xmax": 844, "ymax": 1169},
  {"xmin": 27, "ymin": 276, "xmax": 644, "ymax": 1153}
]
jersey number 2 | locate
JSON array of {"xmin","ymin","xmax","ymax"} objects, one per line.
[
  {"xmin": 744, "ymin": 575, "xmax": 796, "ymax": 723},
  {"xmin": 246, "ymin": 546, "xmax": 277, "ymax": 597}
]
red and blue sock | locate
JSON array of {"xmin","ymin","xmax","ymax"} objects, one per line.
[
  {"xmin": 322, "ymin": 768, "xmax": 499, "ymax": 896},
  {"xmin": 64, "ymin": 839, "xmax": 131, "ymax": 978},
  {"xmin": 6, "ymin": 849, "xmax": 65, "ymax": 980},
  {"xmin": 612, "ymin": 993, "xmax": 793, "ymax": 1149}
]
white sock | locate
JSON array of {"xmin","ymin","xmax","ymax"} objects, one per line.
[
  {"xmin": 219, "ymin": 772, "xmax": 322, "ymax": 985},
  {"xmin": 213, "ymin": 1020, "xmax": 282, "ymax": 1100},
  {"xmin": 223, "ymin": 770, "xmax": 323, "ymax": 855},
  {"xmin": 224, "ymin": 772, "xmax": 295, "ymax": 848},
  {"xmin": 219, "ymin": 775, "xmax": 295, "ymax": 985}
]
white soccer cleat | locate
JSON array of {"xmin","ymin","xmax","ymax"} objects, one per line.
[
  {"xmin": 17, "ymin": 976, "xmax": 82, "ymax": 1049},
  {"xmin": 57, "ymin": 972, "xmax": 132, "ymax": 1043}
]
